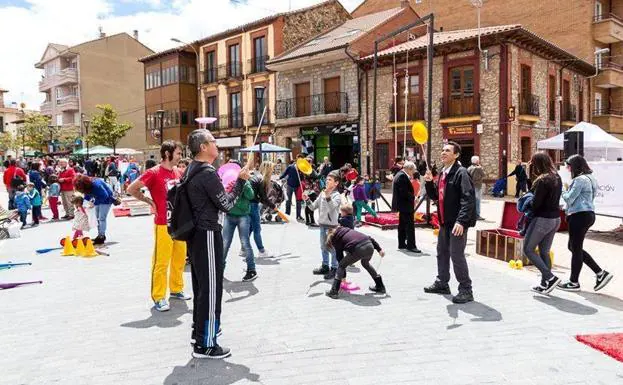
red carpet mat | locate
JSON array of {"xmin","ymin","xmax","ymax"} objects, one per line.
[
  {"xmin": 112, "ymin": 207, "xmax": 155, "ymax": 217},
  {"xmin": 576, "ymin": 333, "xmax": 623, "ymax": 362}
]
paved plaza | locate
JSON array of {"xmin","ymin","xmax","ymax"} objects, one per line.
[{"xmin": 1, "ymin": 196, "xmax": 622, "ymax": 385}]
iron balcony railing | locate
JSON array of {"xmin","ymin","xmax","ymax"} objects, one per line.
[
  {"xmin": 549, "ymin": 100, "xmax": 556, "ymax": 121},
  {"xmin": 439, "ymin": 91, "xmax": 481, "ymax": 118},
  {"xmin": 593, "ymin": 12, "xmax": 623, "ymax": 23},
  {"xmin": 201, "ymin": 62, "xmax": 244, "ymax": 85},
  {"xmin": 249, "ymin": 109, "xmax": 271, "ymax": 126},
  {"xmin": 389, "ymin": 96, "xmax": 425, "ymax": 122},
  {"xmin": 519, "ymin": 93, "xmax": 540, "ymax": 116},
  {"xmin": 276, "ymin": 92, "xmax": 349, "ymax": 119},
  {"xmin": 248, "ymin": 55, "xmax": 270, "ymax": 74},
  {"xmin": 593, "ymin": 106, "xmax": 623, "ymax": 116},
  {"xmin": 207, "ymin": 114, "xmax": 243, "ymax": 130}
]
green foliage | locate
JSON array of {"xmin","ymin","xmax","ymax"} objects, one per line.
[
  {"xmin": 20, "ymin": 113, "xmax": 51, "ymax": 151},
  {"xmin": 86, "ymin": 104, "xmax": 132, "ymax": 153},
  {"xmin": 0, "ymin": 131, "xmax": 17, "ymax": 153}
]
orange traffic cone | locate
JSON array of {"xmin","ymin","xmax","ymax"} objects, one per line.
[
  {"xmin": 75, "ymin": 238, "xmax": 87, "ymax": 257},
  {"xmin": 61, "ymin": 236, "xmax": 75, "ymax": 256},
  {"xmin": 82, "ymin": 238, "xmax": 98, "ymax": 258}
]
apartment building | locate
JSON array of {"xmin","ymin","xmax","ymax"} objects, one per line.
[
  {"xmin": 268, "ymin": 5, "xmax": 425, "ymax": 168},
  {"xmin": 352, "ymin": 0, "xmax": 623, "ymax": 138},
  {"xmin": 0, "ymin": 88, "xmax": 24, "ymax": 158},
  {"xmin": 358, "ymin": 25, "xmax": 594, "ymax": 185},
  {"xmin": 35, "ymin": 32, "xmax": 154, "ymax": 150},
  {"xmin": 139, "ymin": 47, "xmax": 198, "ymax": 146},
  {"xmin": 196, "ymin": 0, "xmax": 350, "ymax": 161}
]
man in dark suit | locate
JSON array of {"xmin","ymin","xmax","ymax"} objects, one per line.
[{"xmin": 392, "ymin": 161, "xmax": 421, "ymax": 253}]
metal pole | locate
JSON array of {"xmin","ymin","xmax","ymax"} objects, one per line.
[
  {"xmin": 426, "ymin": 15, "xmax": 434, "ymax": 220},
  {"xmin": 372, "ymin": 41, "xmax": 378, "ymax": 176},
  {"xmin": 159, "ymin": 114, "xmax": 164, "ymax": 145}
]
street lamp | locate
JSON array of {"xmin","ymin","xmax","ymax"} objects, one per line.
[
  {"xmin": 82, "ymin": 118, "xmax": 90, "ymax": 158},
  {"xmin": 47, "ymin": 125, "xmax": 54, "ymax": 154},
  {"xmin": 156, "ymin": 109, "xmax": 165, "ymax": 145}
]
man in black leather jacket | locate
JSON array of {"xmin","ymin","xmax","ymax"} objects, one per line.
[
  {"xmin": 424, "ymin": 141, "xmax": 476, "ymax": 304},
  {"xmin": 185, "ymin": 129, "xmax": 250, "ymax": 360}
]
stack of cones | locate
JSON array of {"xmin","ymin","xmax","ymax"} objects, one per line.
[
  {"xmin": 61, "ymin": 236, "xmax": 76, "ymax": 256},
  {"xmin": 82, "ymin": 238, "xmax": 98, "ymax": 258},
  {"xmin": 60, "ymin": 236, "xmax": 98, "ymax": 257}
]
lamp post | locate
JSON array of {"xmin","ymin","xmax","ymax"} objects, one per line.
[
  {"xmin": 47, "ymin": 125, "xmax": 54, "ymax": 154},
  {"xmin": 171, "ymin": 38, "xmax": 201, "ymax": 125},
  {"xmin": 82, "ymin": 118, "xmax": 90, "ymax": 158},
  {"xmin": 156, "ymin": 109, "xmax": 165, "ymax": 145}
]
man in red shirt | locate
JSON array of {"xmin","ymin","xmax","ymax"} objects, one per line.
[
  {"xmin": 3, "ymin": 159, "xmax": 26, "ymax": 210},
  {"xmin": 127, "ymin": 141, "xmax": 189, "ymax": 312},
  {"xmin": 58, "ymin": 159, "xmax": 76, "ymax": 219}
]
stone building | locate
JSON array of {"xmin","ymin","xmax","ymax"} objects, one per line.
[
  {"xmin": 267, "ymin": 5, "xmax": 424, "ymax": 168},
  {"xmin": 353, "ymin": 0, "xmax": 623, "ymax": 138},
  {"xmin": 193, "ymin": 0, "xmax": 350, "ymax": 162},
  {"xmin": 358, "ymin": 25, "xmax": 594, "ymax": 183}
]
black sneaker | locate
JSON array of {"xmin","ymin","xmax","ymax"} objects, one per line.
[
  {"xmin": 594, "ymin": 271, "xmax": 613, "ymax": 292},
  {"xmin": 313, "ymin": 265, "xmax": 330, "ymax": 275},
  {"xmin": 323, "ymin": 268, "xmax": 337, "ymax": 280},
  {"xmin": 557, "ymin": 281, "xmax": 580, "ymax": 292},
  {"xmin": 452, "ymin": 291, "xmax": 474, "ymax": 304},
  {"xmin": 423, "ymin": 281, "xmax": 451, "ymax": 295},
  {"xmin": 192, "ymin": 344, "xmax": 231, "ymax": 359},
  {"xmin": 92, "ymin": 235, "xmax": 106, "ymax": 245},
  {"xmin": 531, "ymin": 285, "xmax": 547, "ymax": 294},
  {"xmin": 542, "ymin": 276, "xmax": 561, "ymax": 294},
  {"xmin": 406, "ymin": 248, "xmax": 422, "ymax": 253},
  {"xmin": 191, "ymin": 328, "xmax": 222, "ymax": 345},
  {"xmin": 242, "ymin": 270, "xmax": 257, "ymax": 282}
]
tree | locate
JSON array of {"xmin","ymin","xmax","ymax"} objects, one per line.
[
  {"xmin": 21, "ymin": 113, "xmax": 51, "ymax": 151},
  {"xmin": 0, "ymin": 131, "xmax": 18, "ymax": 155},
  {"xmin": 87, "ymin": 104, "xmax": 132, "ymax": 153}
]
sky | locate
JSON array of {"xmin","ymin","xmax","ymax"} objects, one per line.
[{"xmin": 0, "ymin": 0, "xmax": 364, "ymax": 111}]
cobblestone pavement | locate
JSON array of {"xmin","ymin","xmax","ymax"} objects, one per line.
[{"xmin": 1, "ymin": 197, "xmax": 622, "ymax": 385}]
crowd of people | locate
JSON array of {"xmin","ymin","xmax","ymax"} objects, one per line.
[{"xmin": 1, "ymin": 130, "xmax": 616, "ymax": 361}]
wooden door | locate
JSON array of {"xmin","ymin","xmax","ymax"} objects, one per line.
[
  {"xmin": 397, "ymin": 72, "xmax": 421, "ymax": 121},
  {"xmin": 295, "ymin": 82, "xmax": 310, "ymax": 117},
  {"xmin": 448, "ymin": 66, "xmax": 474, "ymax": 116},
  {"xmin": 324, "ymin": 77, "xmax": 340, "ymax": 113}
]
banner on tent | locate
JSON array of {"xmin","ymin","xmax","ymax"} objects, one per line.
[{"xmin": 560, "ymin": 161, "xmax": 623, "ymax": 218}]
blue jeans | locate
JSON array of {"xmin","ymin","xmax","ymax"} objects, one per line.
[
  {"xmin": 319, "ymin": 225, "xmax": 337, "ymax": 269},
  {"xmin": 222, "ymin": 215, "xmax": 255, "ymax": 271},
  {"xmin": 474, "ymin": 186, "xmax": 482, "ymax": 217},
  {"xmin": 249, "ymin": 203, "xmax": 265, "ymax": 252},
  {"xmin": 95, "ymin": 203, "xmax": 112, "ymax": 237}
]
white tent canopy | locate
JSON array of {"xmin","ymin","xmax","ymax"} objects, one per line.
[{"xmin": 537, "ymin": 121, "xmax": 623, "ymax": 161}]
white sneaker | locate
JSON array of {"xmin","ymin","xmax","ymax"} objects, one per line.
[
  {"xmin": 238, "ymin": 249, "xmax": 245, "ymax": 257},
  {"xmin": 154, "ymin": 299, "xmax": 170, "ymax": 312},
  {"xmin": 258, "ymin": 250, "xmax": 270, "ymax": 258}
]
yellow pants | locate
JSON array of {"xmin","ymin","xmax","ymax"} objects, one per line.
[{"xmin": 151, "ymin": 225, "xmax": 187, "ymax": 302}]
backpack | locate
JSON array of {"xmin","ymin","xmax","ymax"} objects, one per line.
[
  {"xmin": 167, "ymin": 165, "xmax": 204, "ymax": 241},
  {"xmin": 10, "ymin": 175, "xmax": 24, "ymax": 189}
]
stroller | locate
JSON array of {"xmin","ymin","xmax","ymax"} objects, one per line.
[
  {"xmin": 261, "ymin": 180, "xmax": 286, "ymax": 223},
  {"xmin": 490, "ymin": 177, "xmax": 507, "ymax": 198}
]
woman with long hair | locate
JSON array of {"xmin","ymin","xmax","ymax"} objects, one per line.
[
  {"xmin": 522, "ymin": 152, "xmax": 562, "ymax": 294},
  {"xmin": 558, "ymin": 155, "xmax": 613, "ymax": 292},
  {"xmin": 249, "ymin": 161, "xmax": 276, "ymax": 257},
  {"xmin": 73, "ymin": 174, "xmax": 115, "ymax": 244}
]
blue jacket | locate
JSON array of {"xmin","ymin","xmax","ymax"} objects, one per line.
[
  {"xmin": 517, "ymin": 192, "xmax": 534, "ymax": 236},
  {"xmin": 562, "ymin": 174, "xmax": 596, "ymax": 216},
  {"xmin": 14, "ymin": 191, "xmax": 31, "ymax": 212},
  {"xmin": 28, "ymin": 189, "xmax": 42, "ymax": 206},
  {"xmin": 28, "ymin": 170, "xmax": 46, "ymax": 191},
  {"xmin": 280, "ymin": 164, "xmax": 301, "ymax": 189},
  {"xmin": 48, "ymin": 183, "xmax": 61, "ymax": 197},
  {"xmin": 84, "ymin": 178, "xmax": 115, "ymax": 205}
]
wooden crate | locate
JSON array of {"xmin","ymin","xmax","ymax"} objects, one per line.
[{"xmin": 476, "ymin": 229, "xmax": 531, "ymax": 265}]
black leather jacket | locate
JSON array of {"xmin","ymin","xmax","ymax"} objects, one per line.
[
  {"xmin": 249, "ymin": 173, "xmax": 276, "ymax": 210},
  {"xmin": 186, "ymin": 161, "xmax": 244, "ymax": 232},
  {"xmin": 425, "ymin": 162, "xmax": 476, "ymax": 228}
]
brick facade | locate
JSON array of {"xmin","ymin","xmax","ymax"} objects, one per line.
[{"xmin": 282, "ymin": 2, "xmax": 351, "ymax": 52}]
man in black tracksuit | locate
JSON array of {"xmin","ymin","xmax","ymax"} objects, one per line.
[
  {"xmin": 424, "ymin": 141, "xmax": 476, "ymax": 304},
  {"xmin": 186, "ymin": 129, "xmax": 250, "ymax": 359}
]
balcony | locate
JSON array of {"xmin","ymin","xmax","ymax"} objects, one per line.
[
  {"xmin": 518, "ymin": 93, "xmax": 540, "ymax": 121},
  {"xmin": 439, "ymin": 92, "xmax": 481, "ymax": 122},
  {"xmin": 248, "ymin": 55, "xmax": 270, "ymax": 75},
  {"xmin": 56, "ymin": 95, "xmax": 79, "ymax": 112},
  {"xmin": 249, "ymin": 109, "xmax": 271, "ymax": 127},
  {"xmin": 201, "ymin": 63, "xmax": 243, "ymax": 85},
  {"xmin": 562, "ymin": 104, "xmax": 577, "ymax": 127},
  {"xmin": 276, "ymin": 92, "xmax": 349, "ymax": 123},
  {"xmin": 209, "ymin": 114, "xmax": 244, "ymax": 130},
  {"xmin": 593, "ymin": 106, "xmax": 623, "ymax": 134},
  {"xmin": 389, "ymin": 96, "xmax": 425, "ymax": 124},
  {"xmin": 38, "ymin": 68, "xmax": 78, "ymax": 92},
  {"xmin": 40, "ymin": 101, "xmax": 53, "ymax": 116},
  {"xmin": 593, "ymin": 13, "xmax": 623, "ymax": 44},
  {"xmin": 595, "ymin": 61, "xmax": 623, "ymax": 88}
]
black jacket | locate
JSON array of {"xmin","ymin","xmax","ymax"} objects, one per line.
[
  {"xmin": 530, "ymin": 173, "xmax": 562, "ymax": 219},
  {"xmin": 330, "ymin": 227, "xmax": 382, "ymax": 262},
  {"xmin": 186, "ymin": 160, "xmax": 245, "ymax": 232},
  {"xmin": 392, "ymin": 170, "xmax": 414, "ymax": 213},
  {"xmin": 425, "ymin": 162, "xmax": 476, "ymax": 228},
  {"xmin": 249, "ymin": 173, "xmax": 276, "ymax": 209},
  {"xmin": 508, "ymin": 164, "xmax": 528, "ymax": 182}
]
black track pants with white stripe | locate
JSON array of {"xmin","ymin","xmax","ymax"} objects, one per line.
[{"xmin": 189, "ymin": 229, "xmax": 224, "ymax": 348}]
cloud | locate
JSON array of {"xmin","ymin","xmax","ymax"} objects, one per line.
[{"xmin": 0, "ymin": 0, "xmax": 363, "ymax": 111}]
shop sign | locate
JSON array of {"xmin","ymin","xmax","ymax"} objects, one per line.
[
  {"xmin": 301, "ymin": 123, "xmax": 359, "ymax": 136},
  {"xmin": 447, "ymin": 125, "xmax": 473, "ymax": 136},
  {"xmin": 216, "ymin": 136, "xmax": 242, "ymax": 148}
]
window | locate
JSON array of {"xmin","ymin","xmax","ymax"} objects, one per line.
[
  {"xmin": 181, "ymin": 111, "xmax": 189, "ymax": 125},
  {"xmin": 548, "ymin": 75, "xmax": 556, "ymax": 121},
  {"xmin": 595, "ymin": 1, "xmax": 603, "ymax": 20},
  {"xmin": 205, "ymin": 51, "xmax": 216, "ymax": 83},
  {"xmin": 206, "ymin": 96, "xmax": 217, "ymax": 120},
  {"xmin": 375, "ymin": 143, "xmax": 389, "ymax": 170},
  {"xmin": 180, "ymin": 66, "xmax": 188, "ymax": 82},
  {"xmin": 253, "ymin": 36, "xmax": 267, "ymax": 73},
  {"xmin": 595, "ymin": 93, "xmax": 602, "ymax": 113},
  {"xmin": 228, "ymin": 44, "xmax": 240, "ymax": 77},
  {"xmin": 409, "ymin": 74, "xmax": 420, "ymax": 96},
  {"xmin": 172, "ymin": 66, "xmax": 178, "ymax": 83},
  {"xmin": 254, "ymin": 87, "xmax": 266, "ymax": 125},
  {"xmin": 447, "ymin": 66, "xmax": 475, "ymax": 116},
  {"xmin": 230, "ymin": 92, "xmax": 241, "ymax": 127},
  {"xmin": 174, "ymin": 110, "xmax": 180, "ymax": 125},
  {"xmin": 153, "ymin": 70, "xmax": 161, "ymax": 87},
  {"xmin": 189, "ymin": 67, "xmax": 196, "ymax": 84},
  {"xmin": 56, "ymin": 114, "xmax": 63, "ymax": 126}
]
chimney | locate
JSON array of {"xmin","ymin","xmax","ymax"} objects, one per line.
[
  {"xmin": 133, "ymin": 30, "xmax": 139, "ymax": 40},
  {"xmin": 401, "ymin": 0, "xmax": 410, "ymax": 8},
  {"xmin": 99, "ymin": 26, "xmax": 106, "ymax": 38}
]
